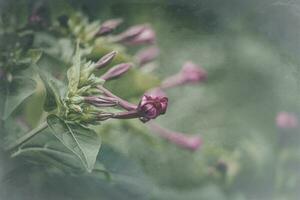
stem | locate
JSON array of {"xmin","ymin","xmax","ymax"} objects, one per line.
[
  {"xmin": 97, "ymin": 86, "xmax": 137, "ymax": 111},
  {"xmin": 6, "ymin": 121, "xmax": 48, "ymax": 151}
]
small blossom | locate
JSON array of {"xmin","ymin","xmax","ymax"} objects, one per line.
[
  {"xmin": 276, "ymin": 112, "xmax": 299, "ymax": 129},
  {"xmin": 148, "ymin": 122, "xmax": 202, "ymax": 151},
  {"xmin": 161, "ymin": 61, "xmax": 207, "ymax": 89},
  {"xmin": 95, "ymin": 51, "xmax": 117, "ymax": 69},
  {"xmin": 100, "ymin": 63, "xmax": 132, "ymax": 81},
  {"xmin": 95, "ymin": 18, "xmax": 123, "ymax": 36},
  {"xmin": 135, "ymin": 46, "xmax": 160, "ymax": 66},
  {"xmin": 138, "ymin": 95, "xmax": 168, "ymax": 122}
]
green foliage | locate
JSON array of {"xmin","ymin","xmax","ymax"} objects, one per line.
[
  {"xmin": 1, "ymin": 0, "xmax": 300, "ymax": 200},
  {"xmin": 47, "ymin": 115, "xmax": 101, "ymax": 172}
]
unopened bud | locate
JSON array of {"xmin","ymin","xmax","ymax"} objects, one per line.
[
  {"xmin": 135, "ymin": 46, "xmax": 159, "ymax": 66},
  {"xmin": 114, "ymin": 24, "xmax": 146, "ymax": 42},
  {"xmin": 69, "ymin": 104, "xmax": 83, "ymax": 113},
  {"xmin": 100, "ymin": 63, "xmax": 132, "ymax": 81},
  {"xmin": 95, "ymin": 18, "xmax": 123, "ymax": 36},
  {"xmin": 125, "ymin": 26, "xmax": 156, "ymax": 45},
  {"xmin": 69, "ymin": 96, "xmax": 84, "ymax": 104},
  {"xmin": 138, "ymin": 94, "xmax": 168, "ymax": 123},
  {"xmin": 148, "ymin": 122, "xmax": 202, "ymax": 151},
  {"xmin": 95, "ymin": 51, "xmax": 117, "ymax": 69},
  {"xmin": 161, "ymin": 61, "xmax": 207, "ymax": 89},
  {"xmin": 97, "ymin": 112, "xmax": 114, "ymax": 121},
  {"xmin": 85, "ymin": 96, "xmax": 118, "ymax": 107}
]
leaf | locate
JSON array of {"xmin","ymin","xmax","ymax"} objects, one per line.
[
  {"xmin": 2, "ymin": 76, "xmax": 36, "ymax": 120},
  {"xmin": 38, "ymin": 69, "xmax": 62, "ymax": 112},
  {"xmin": 27, "ymin": 49, "xmax": 42, "ymax": 64},
  {"xmin": 47, "ymin": 115, "xmax": 101, "ymax": 172},
  {"xmin": 67, "ymin": 42, "xmax": 81, "ymax": 96}
]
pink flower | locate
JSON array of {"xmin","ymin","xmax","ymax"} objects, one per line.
[
  {"xmin": 100, "ymin": 63, "xmax": 132, "ymax": 81},
  {"xmin": 138, "ymin": 95, "xmax": 168, "ymax": 122},
  {"xmin": 114, "ymin": 24, "xmax": 156, "ymax": 45},
  {"xmin": 135, "ymin": 46, "xmax": 160, "ymax": 66},
  {"xmin": 180, "ymin": 61, "xmax": 207, "ymax": 83},
  {"xmin": 96, "ymin": 18, "xmax": 123, "ymax": 36},
  {"xmin": 161, "ymin": 61, "xmax": 207, "ymax": 89},
  {"xmin": 276, "ymin": 112, "xmax": 299, "ymax": 129},
  {"xmin": 148, "ymin": 122, "xmax": 202, "ymax": 151}
]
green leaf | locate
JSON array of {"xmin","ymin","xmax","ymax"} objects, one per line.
[
  {"xmin": 47, "ymin": 115, "xmax": 101, "ymax": 172},
  {"xmin": 2, "ymin": 76, "xmax": 36, "ymax": 120},
  {"xmin": 38, "ymin": 70, "xmax": 62, "ymax": 112},
  {"xmin": 27, "ymin": 49, "xmax": 43, "ymax": 64},
  {"xmin": 67, "ymin": 42, "xmax": 81, "ymax": 96}
]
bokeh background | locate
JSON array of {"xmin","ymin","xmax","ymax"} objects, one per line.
[{"xmin": 1, "ymin": 0, "xmax": 300, "ymax": 199}]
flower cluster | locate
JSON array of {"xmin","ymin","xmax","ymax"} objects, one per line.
[
  {"xmin": 63, "ymin": 49, "xmax": 168, "ymax": 125},
  {"xmin": 31, "ymin": 12, "xmax": 208, "ymax": 151}
]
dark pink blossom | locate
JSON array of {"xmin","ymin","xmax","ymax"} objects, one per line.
[{"xmin": 138, "ymin": 95, "xmax": 168, "ymax": 122}]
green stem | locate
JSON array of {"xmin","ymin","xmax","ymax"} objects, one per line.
[{"xmin": 6, "ymin": 121, "xmax": 48, "ymax": 151}]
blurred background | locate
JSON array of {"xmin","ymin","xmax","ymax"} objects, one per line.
[{"xmin": 1, "ymin": 0, "xmax": 300, "ymax": 199}]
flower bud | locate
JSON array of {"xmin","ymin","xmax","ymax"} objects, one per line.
[
  {"xmin": 138, "ymin": 95, "xmax": 168, "ymax": 123},
  {"xmin": 148, "ymin": 122, "xmax": 202, "ymax": 151},
  {"xmin": 97, "ymin": 112, "xmax": 115, "ymax": 121},
  {"xmin": 114, "ymin": 24, "xmax": 146, "ymax": 42},
  {"xmin": 161, "ymin": 61, "xmax": 207, "ymax": 89},
  {"xmin": 124, "ymin": 26, "xmax": 156, "ymax": 45},
  {"xmin": 95, "ymin": 18, "xmax": 123, "ymax": 36},
  {"xmin": 181, "ymin": 61, "xmax": 207, "ymax": 83},
  {"xmin": 84, "ymin": 96, "xmax": 118, "ymax": 107},
  {"xmin": 276, "ymin": 112, "xmax": 299, "ymax": 129},
  {"xmin": 95, "ymin": 51, "xmax": 117, "ymax": 69},
  {"xmin": 69, "ymin": 96, "xmax": 84, "ymax": 104},
  {"xmin": 69, "ymin": 104, "xmax": 83, "ymax": 113},
  {"xmin": 100, "ymin": 63, "xmax": 132, "ymax": 81},
  {"xmin": 135, "ymin": 46, "xmax": 159, "ymax": 66}
]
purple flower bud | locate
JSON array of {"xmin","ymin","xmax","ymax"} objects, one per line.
[
  {"xmin": 125, "ymin": 26, "xmax": 156, "ymax": 45},
  {"xmin": 161, "ymin": 61, "xmax": 207, "ymax": 89},
  {"xmin": 148, "ymin": 122, "xmax": 202, "ymax": 151},
  {"xmin": 276, "ymin": 112, "xmax": 299, "ymax": 129},
  {"xmin": 95, "ymin": 18, "xmax": 123, "ymax": 36},
  {"xmin": 100, "ymin": 63, "xmax": 132, "ymax": 81},
  {"xmin": 85, "ymin": 96, "xmax": 118, "ymax": 107},
  {"xmin": 95, "ymin": 51, "xmax": 117, "ymax": 69},
  {"xmin": 181, "ymin": 61, "xmax": 207, "ymax": 83},
  {"xmin": 137, "ymin": 95, "xmax": 168, "ymax": 123},
  {"xmin": 135, "ymin": 46, "xmax": 160, "ymax": 66},
  {"xmin": 114, "ymin": 24, "xmax": 146, "ymax": 42}
]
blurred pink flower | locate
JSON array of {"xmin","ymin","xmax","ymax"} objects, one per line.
[
  {"xmin": 161, "ymin": 61, "xmax": 207, "ymax": 89},
  {"xmin": 276, "ymin": 112, "xmax": 299, "ymax": 129}
]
